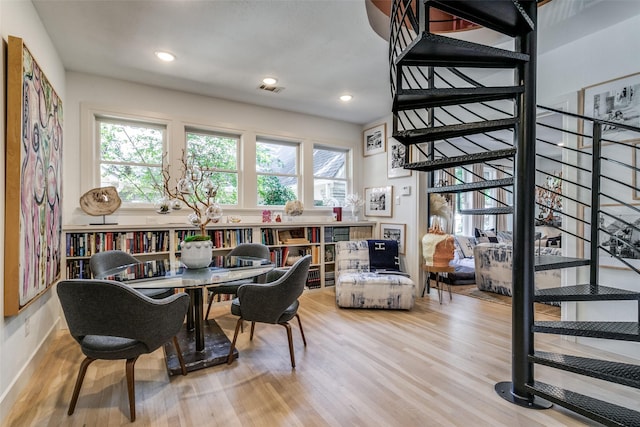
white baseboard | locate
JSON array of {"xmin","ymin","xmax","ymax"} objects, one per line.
[{"xmin": 0, "ymin": 317, "xmax": 60, "ymax": 425}]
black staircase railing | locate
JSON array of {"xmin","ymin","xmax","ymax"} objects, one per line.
[{"xmin": 390, "ymin": 1, "xmax": 640, "ymax": 425}]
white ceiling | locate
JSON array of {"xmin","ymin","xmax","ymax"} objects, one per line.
[
  {"xmin": 32, "ymin": 0, "xmax": 390, "ymax": 125},
  {"xmin": 31, "ymin": 0, "xmax": 640, "ymax": 126}
]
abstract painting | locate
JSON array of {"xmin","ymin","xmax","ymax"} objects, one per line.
[{"xmin": 4, "ymin": 36, "xmax": 63, "ymax": 316}]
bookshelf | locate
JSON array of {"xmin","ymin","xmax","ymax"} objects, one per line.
[{"xmin": 63, "ymin": 221, "xmax": 374, "ymax": 289}]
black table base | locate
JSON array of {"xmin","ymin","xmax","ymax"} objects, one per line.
[{"xmin": 163, "ymin": 319, "xmax": 238, "ymax": 375}]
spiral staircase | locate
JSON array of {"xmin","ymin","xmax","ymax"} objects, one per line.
[{"xmin": 389, "ymin": 1, "xmax": 640, "ymax": 425}]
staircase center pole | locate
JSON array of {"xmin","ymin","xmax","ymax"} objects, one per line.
[{"xmin": 495, "ymin": 1, "xmax": 551, "ymax": 409}]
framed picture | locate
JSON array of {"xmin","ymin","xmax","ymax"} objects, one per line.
[
  {"xmin": 387, "ymin": 138, "xmax": 411, "ymax": 178},
  {"xmin": 363, "ymin": 123, "xmax": 386, "ymax": 157},
  {"xmin": 4, "ymin": 36, "xmax": 63, "ymax": 316},
  {"xmin": 380, "ymin": 223, "xmax": 406, "ymax": 254},
  {"xmin": 365, "ymin": 186, "xmax": 393, "ymax": 217},
  {"xmin": 579, "ymin": 72, "xmax": 640, "ymax": 147}
]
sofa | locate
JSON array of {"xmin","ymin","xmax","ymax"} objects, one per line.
[
  {"xmin": 473, "ymin": 243, "xmax": 561, "ymax": 296},
  {"xmin": 335, "ymin": 240, "xmax": 415, "ymax": 310}
]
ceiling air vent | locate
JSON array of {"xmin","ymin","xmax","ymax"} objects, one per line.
[{"xmin": 258, "ymin": 84, "xmax": 284, "ymax": 93}]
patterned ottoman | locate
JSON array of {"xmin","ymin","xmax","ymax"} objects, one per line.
[{"xmin": 335, "ymin": 240, "xmax": 415, "ymax": 310}]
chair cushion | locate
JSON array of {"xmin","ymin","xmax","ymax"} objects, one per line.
[
  {"xmin": 336, "ymin": 272, "xmax": 415, "ymax": 310},
  {"xmin": 80, "ymin": 335, "xmax": 148, "ymax": 360},
  {"xmin": 231, "ymin": 298, "xmax": 299, "ymax": 323}
]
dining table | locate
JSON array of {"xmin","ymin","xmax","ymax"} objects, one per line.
[{"xmin": 96, "ymin": 255, "xmax": 274, "ymax": 375}]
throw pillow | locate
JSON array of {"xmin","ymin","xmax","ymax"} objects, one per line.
[
  {"xmin": 455, "ymin": 236, "xmax": 476, "ymax": 258},
  {"xmin": 475, "ymin": 228, "xmax": 499, "ymax": 243},
  {"xmin": 367, "ymin": 239, "xmax": 400, "ymax": 271}
]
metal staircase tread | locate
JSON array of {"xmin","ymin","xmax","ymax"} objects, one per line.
[
  {"xmin": 393, "ymin": 118, "xmax": 517, "ymax": 145},
  {"xmin": 393, "ymin": 86, "xmax": 523, "ymax": 110},
  {"xmin": 428, "ymin": 0, "xmax": 534, "ymax": 37},
  {"xmin": 526, "ymin": 381, "xmax": 640, "ymax": 426},
  {"xmin": 395, "ymin": 33, "xmax": 530, "ymax": 68},
  {"xmin": 427, "ymin": 178, "xmax": 514, "ymax": 194},
  {"xmin": 404, "ymin": 148, "xmax": 516, "ymax": 171},
  {"xmin": 458, "ymin": 207, "xmax": 513, "ymax": 215},
  {"xmin": 535, "ymin": 284, "xmax": 640, "ymax": 302},
  {"xmin": 534, "ymin": 321, "xmax": 640, "ymax": 342},
  {"xmin": 533, "ymin": 256, "xmax": 591, "ymax": 272},
  {"xmin": 531, "ymin": 351, "xmax": 640, "ymax": 389}
]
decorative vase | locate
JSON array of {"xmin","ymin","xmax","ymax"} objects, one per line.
[
  {"xmin": 180, "ymin": 240, "xmax": 213, "ymax": 269},
  {"xmin": 421, "ymin": 219, "xmax": 455, "ymax": 268}
]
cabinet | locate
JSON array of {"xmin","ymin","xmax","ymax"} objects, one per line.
[{"xmin": 63, "ymin": 221, "xmax": 374, "ymax": 289}]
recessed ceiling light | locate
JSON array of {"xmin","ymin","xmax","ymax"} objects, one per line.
[
  {"xmin": 262, "ymin": 77, "xmax": 278, "ymax": 86},
  {"xmin": 340, "ymin": 94, "xmax": 353, "ymax": 102},
  {"xmin": 557, "ymin": 142, "xmax": 565, "ymax": 147},
  {"xmin": 155, "ymin": 51, "xmax": 176, "ymax": 62}
]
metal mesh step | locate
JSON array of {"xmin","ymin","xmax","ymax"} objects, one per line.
[
  {"xmin": 535, "ymin": 284, "xmax": 640, "ymax": 303},
  {"xmin": 531, "ymin": 351, "xmax": 640, "ymax": 389},
  {"xmin": 534, "ymin": 256, "xmax": 590, "ymax": 272},
  {"xmin": 394, "ymin": 86, "xmax": 523, "ymax": 111},
  {"xmin": 534, "ymin": 321, "xmax": 640, "ymax": 342},
  {"xmin": 427, "ymin": 178, "xmax": 514, "ymax": 194},
  {"xmin": 393, "ymin": 118, "xmax": 517, "ymax": 145},
  {"xmin": 526, "ymin": 381, "xmax": 640, "ymax": 426},
  {"xmin": 428, "ymin": 0, "xmax": 534, "ymax": 37},
  {"xmin": 396, "ymin": 33, "xmax": 529, "ymax": 68},
  {"xmin": 458, "ymin": 207, "xmax": 513, "ymax": 215},
  {"xmin": 404, "ymin": 148, "xmax": 516, "ymax": 171}
]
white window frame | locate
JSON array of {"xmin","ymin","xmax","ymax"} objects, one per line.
[
  {"xmin": 313, "ymin": 144, "xmax": 349, "ymax": 207},
  {"xmin": 255, "ymin": 137, "xmax": 301, "ymax": 206}
]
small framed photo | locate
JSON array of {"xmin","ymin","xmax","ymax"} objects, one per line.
[
  {"xmin": 380, "ymin": 223, "xmax": 406, "ymax": 254},
  {"xmin": 363, "ymin": 123, "xmax": 386, "ymax": 157},
  {"xmin": 365, "ymin": 186, "xmax": 393, "ymax": 217},
  {"xmin": 579, "ymin": 72, "xmax": 640, "ymax": 147},
  {"xmin": 387, "ymin": 138, "xmax": 411, "ymax": 178}
]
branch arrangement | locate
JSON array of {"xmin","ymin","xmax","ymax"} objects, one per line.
[{"xmin": 160, "ymin": 150, "xmax": 222, "ymax": 236}]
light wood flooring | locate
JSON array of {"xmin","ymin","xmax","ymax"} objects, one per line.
[{"xmin": 5, "ymin": 289, "xmax": 640, "ymax": 426}]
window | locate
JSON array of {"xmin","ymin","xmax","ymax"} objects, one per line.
[
  {"xmin": 313, "ymin": 145, "xmax": 348, "ymax": 207},
  {"xmin": 185, "ymin": 129, "xmax": 239, "ymax": 205},
  {"xmin": 97, "ymin": 117, "xmax": 165, "ymax": 204},
  {"xmin": 256, "ymin": 139, "xmax": 299, "ymax": 205}
]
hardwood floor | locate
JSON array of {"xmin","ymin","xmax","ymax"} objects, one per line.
[{"xmin": 5, "ymin": 289, "xmax": 639, "ymax": 426}]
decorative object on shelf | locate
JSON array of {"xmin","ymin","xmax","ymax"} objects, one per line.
[
  {"xmin": 332, "ymin": 207, "xmax": 342, "ymax": 221},
  {"xmin": 284, "ymin": 200, "xmax": 304, "ymax": 220},
  {"xmin": 179, "ymin": 235, "xmax": 214, "ymax": 269},
  {"xmin": 536, "ymin": 171, "xmax": 562, "ymax": 226},
  {"xmin": 364, "ymin": 186, "xmax": 393, "ymax": 217},
  {"xmin": 422, "ymin": 194, "xmax": 455, "ymax": 268},
  {"xmin": 5, "ymin": 36, "xmax": 64, "ymax": 315},
  {"xmin": 228, "ymin": 216, "xmax": 241, "ymax": 223},
  {"xmin": 262, "ymin": 210, "xmax": 272, "ymax": 223},
  {"xmin": 344, "ymin": 193, "xmax": 364, "ymax": 221},
  {"xmin": 79, "ymin": 186, "xmax": 122, "ymax": 225},
  {"xmin": 363, "ymin": 123, "xmax": 386, "ymax": 157},
  {"xmin": 275, "ymin": 213, "xmax": 282, "ymax": 222}
]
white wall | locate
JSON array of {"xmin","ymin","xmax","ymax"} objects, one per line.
[
  {"xmin": 65, "ymin": 72, "xmax": 363, "ymax": 225},
  {"xmin": 0, "ymin": 0, "xmax": 66, "ymax": 423},
  {"xmin": 537, "ymin": 13, "xmax": 640, "ymax": 359}
]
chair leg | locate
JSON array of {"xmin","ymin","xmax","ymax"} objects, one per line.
[
  {"xmin": 172, "ymin": 336, "xmax": 188, "ymax": 376},
  {"xmin": 295, "ymin": 314, "xmax": 307, "ymax": 346},
  {"xmin": 249, "ymin": 321, "xmax": 256, "ymax": 340},
  {"xmin": 280, "ymin": 322, "xmax": 296, "ymax": 368},
  {"xmin": 68, "ymin": 357, "xmax": 96, "ymax": 416},
  {"xmin": 227, "ymin": 318, "xmax": 243, "ymax": 364},
  {"xmin": 125, "ymin": 356, "xmax": 139, "ymax": 422},
  {"xmin": 205, "ymin": 291, "xmax": 214, "ymax": 320}
]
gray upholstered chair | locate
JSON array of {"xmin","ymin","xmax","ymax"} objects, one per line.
[
  {"xmin": 57, "ymin": 279, "xmax": 189, "ymax": 422},
  {"xmin": 205, "ymin": 243, "xmax": 271, "ymax": 319},
  {"xmin": 89, "ymin": 250, "xmax": 174, "ymax": 299},
  {"xmin": 227, "ymin": 255, "xmax": 311, "ymax": 368}
]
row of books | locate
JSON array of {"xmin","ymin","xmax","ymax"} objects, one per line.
[
  {"xmin": 269, "ymin": 245, "xmax": 321, "ymax": 267},
  {"xmin": 66, "ymin": 231, "xmax": 170, "ymax": 257},
  {"xmin": 65, "ymin": 258, "xmax": 171, "ymax": 279},
  {"xmin": 324, "ymin": 270, "xmax": 335, "ymax": 287},
  {"xmin": 306, "ymin": 268, "xmax": 321, "ymax": 289},
  {"xmin": 173, "ymin": 228, "xmax": 253, "ymax": 250},
  {"xmin": 323, "ymin": 226, "xmax": 373, "ymax": 242}
]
